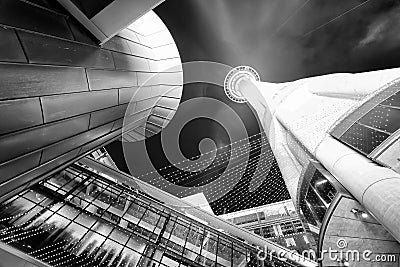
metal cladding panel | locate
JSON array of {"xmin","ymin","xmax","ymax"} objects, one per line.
[
  {"xmin": 66, "ymin": 16, "xmax": 97, "ymax": 45},
  {"xmin": 41, "ymin": 122, "xmax": 114, "ymax": 163},
  {"xmin": 41, "ymin": 89, "xmax": 118, "ymax": 123},
  {"xmin": 117, "ymin": 28, "xmax": 140, "ymax": 43},
  {"xmin": 148, "ymin": 114, "xmax": 167, "ymax": 127},
  {"xmin": 133, "ymin": 86, "xmax": 156, "ymax": 101},
  {"xmin": 0, "ymin": 27, "xmax": 27, "ymax": 63},
  {"xmin": 146, "ymin": 30, "xmax": 174, "ymax": 48},
  {"xmin": 0, "ymin": 148, "xmax": 81, "ymax": 200},
  {"xmin": 0, "ymin": 63, "xmax": 88, "ymax": 100},
  {"xmin": 0, "ymin": 1, "xmax": 183, "ymax": 197},
  {"xmin": 146, "ymin": 122, "xmax": 161, "ymax": 133},
  {"xmin": 150, "ymin": 58, "xmax": 183, "ymax": 72},
  {"xmin": 152, "ymin": 106, "xmax": 174, "ymax": 118},
  {"xmin": 137, "ymin": 72, "xmax": 158, "ymax": 86},
  {"xmin": 0, "ymin": 98, "xmax": 43, "ymax": 136},
  {"xmin": 101, "ymin": 35, "xmax": 131, "ymax": 54},
  {"xmin": 163, "ymin": 86, "xmax": 183, "ymax": 98},
  {"xmin": 119, "ymin": 87, "xmax": 140, "ymax": 104},
  {"xmin": 157, "ymin": 97, "xmax": 180, "ymax": 109},
  {"xmin": 18, "ymin": 31, "xmax": 115, "ymax": 69},
  {"xmin": 79, "ymin": 128, "xmax": 121, "ymax": 154},
  {"xmin": 134, "ymin": 33, "xmax": 151, "ymax": 47},
  {"xmin": 151, "ymin": 85, "xmax": 179, "ymax": 96},
  {"xmin": 127, "ymin": 40, "xmax": 155, "ymax": 59},
  {"xmin": 86, "ymin": 69, "xmax": 138, "ymax": 90},
  {"xmin": 112, "ymin": 52, "xmax": 150, "ymax": 72},
  {"xmin": 153, "ymin": 43, "xmax": 180, "ymax": 60},
  {"xmin": 0, "ymin": 114, "xmax": 90, "ymax": 163},
  {"xmin": 137, "ymin": 72, "xmax": 183, "ymax": 86},
  {"xmin": 13, "ymin": 0, "xmax": 67, "ymax": 13},
  {"xmin": 0, "ymin": 0, "xmax": 74, "ymax": 39},
  {"xmin": 89, "ymin": 104, "xmax": 129, "ymax": 128},
  {"xmin": 111, "ymin": 118, "xmax": 124, "ymax": 131},
  {"xmin": 135, "ymin": 98, "xmax": 158, "ymax": 112},
  {"xmin": 0, "ymin": 151, "xmax": 42, "ymax": 185}
]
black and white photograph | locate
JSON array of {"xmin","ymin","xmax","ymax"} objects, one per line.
[{"xmin": 0, "ymin": 0, "xmax": 400, "ymax": 266}]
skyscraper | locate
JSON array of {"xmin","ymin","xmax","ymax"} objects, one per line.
[{"xmin": 234, "ymin": 67, "xmax": 400, "ymax": 266}]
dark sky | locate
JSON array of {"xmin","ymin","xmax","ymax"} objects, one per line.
[
  {"xmin": 155, "ymin": 0, "xmax": 400, "ymax": 82},
  {"xmin": 108, "ymin": 0, "xmax": 400, "ymax": 215}
]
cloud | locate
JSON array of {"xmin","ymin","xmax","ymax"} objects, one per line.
[
  {"xmin": 357, "ymin": 6, "xmax": 400, "ymax": 49},
  {"xmin": 152, "ymin": 0, "xmax": 400, "ymax": 213},
  {"xmin": 358, "ymin": 20, "xmax": 387, "ymax": 47},
  {"xmin": 157, "ymin": 0, "xmax": 400, "ymax": 82}
]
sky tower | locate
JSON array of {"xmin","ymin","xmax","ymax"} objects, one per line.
[{"xmin": 232, "ymin": 66, "xmax": 400, "ymax": 266}]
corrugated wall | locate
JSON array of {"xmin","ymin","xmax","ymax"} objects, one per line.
[{"xmin": 0, "ymin": 0, "xmax": 182, "ymax": 200}]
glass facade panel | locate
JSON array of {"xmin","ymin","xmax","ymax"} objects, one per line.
[
  {"xmin": 300, "ymin": 201, "xmax": 317, "ymax": 227},
  {"xmin": 217, "ymin": 237, "xmax": 232, "ymax": 266},
  {"xmin": 233, "ymin": 246, "xmax": 247, "ymax": 267},
  {"xmin": 110, "ymin": 227, "xmax": 130, "ymax": 245},
  {"xmin": 120, "ymin": 247, "xmax": 141, "ymax": 267},
  {"xmin": 71, "ymin": 195, "xmax": 91, "ymax": 210},
  {"xmin": 359, "ymin": 105, "xmax": 400, "ymax": 134},
  {"xmin": 57, "ymin": 204, "xmax": 80, "ymax": 220},
  {"xmin": 201, "ymin": 236, "xmax": 218, "ymax": 265},
  {"xmin": 127, "ymin": 235, "xmax": 147, "ymax": 254},
  {"xmin": 309, "ymin": 171, "xmax": 337, "ymax": 205},
  {"xmin": 305, "ymin": 188, "xmax": 326, "ymax": 224},
  {"xmin": 300, "ymin": 169, "xmax": 338, "ymax": 228},
  {"xmin": 75, "ymin": 211, "xmax": 97, "ymax": 228},
  {"xmin": 162, "ymin": 217, "xmax": 176, "ymax": 239},
  {"xmin": 382, "ymin": 91, "xmax": 400, "ymax": 107},
  {"xmin": 171, "ymin": 220, "xmax": 189, "ymax": 242},
  {"xmin": 45, "ymin": 171, "xmax": 76, "ymax": 191},
  {"xmin": 154, "ymin": 213, "xmax": 167, "ymax": 236},
  {"xmin": 140, "ymin": 208, "xmax": 161, "ymax": 232},
  {"xmin": 337, "ymin": 90, "xmax": 400, "ymax": 156},
  {"xmin": 126, "ymin": 201, "xmax": 147, "ymax": 221},
  {"xmin": 21, "ymin": 190, "xmax": 46, "ymax": 204},
  {"xmin": 0, "ymin": 163, "xmax": 290, "ymax": 267},
  {"xmin": 340, "ymin": 123, "xmax": 389, "ymax": 154},
  {"xmin": 92, "ymin": 220, "xmax": 114, "ymax": 236},
  {"xmin": 232, "ymin": 213, "xmax": 258, "ymax": 225}
]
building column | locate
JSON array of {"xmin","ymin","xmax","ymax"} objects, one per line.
[{"xmin": 316, "ymin": 135, "xmax": 400, "ymax": 242}]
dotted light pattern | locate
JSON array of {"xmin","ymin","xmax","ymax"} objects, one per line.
[
  {"xmin": 171, "ymin": 140, "xmax": 274, "ymax": 197},
  {"xmin": 131, "ymin": 131, "xmax": 268, "ymax": 181},
  {"xmin": 0, "ymin": 199, "xmax": 153, "ymax": 267},
  {"xmin": 339, "ymin": 95, "xmax": 400, "ymax": 155},
  {"xmin": 144, "ymin": 134, "xmax": 268, "ymax": 187},
  {"xmin": 120, "ymin": 130, "xmax": 289, "ymax": 214},
  {"xmin": 125, "ymin": 132, "xmax": 287, "ymax": 214},
  {"xmin": 138, "ymin": 142, "xmax": 285, "ymax": 214},
  {"xmin": 0, "ymin": 167, "xmax": 283, "ymax": 267},
  {"xmin": 0, "ymin": 203, "xmax": 60, "ymax": 241}
]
